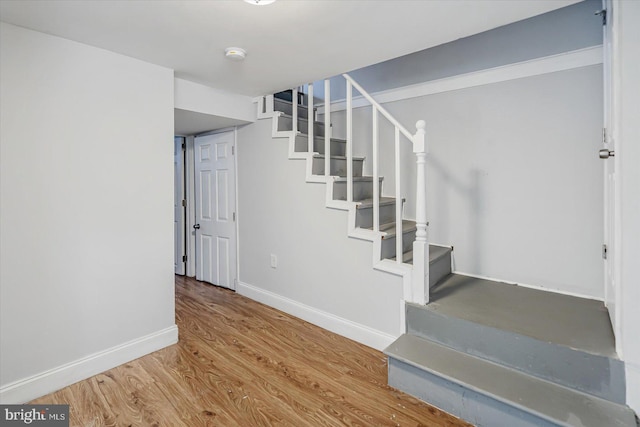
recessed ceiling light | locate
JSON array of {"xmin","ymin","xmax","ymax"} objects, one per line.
[
  {"xmin": 225, "ymin": 47, "xmax": 246, "ymax": 61},
  {"xmin": 244, "ymin": 0, "xmax": 276, "ymax": 5}
]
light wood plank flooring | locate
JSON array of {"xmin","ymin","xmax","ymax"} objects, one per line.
[{"xmin": 31, "ymin": 275, "xmax": 470, "ymax": 426}]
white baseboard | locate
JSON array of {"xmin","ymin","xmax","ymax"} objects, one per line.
[
  {"xmin": 237, "ymin": 281, "xmax": 397, "ymax": 351},
  {"xmin": 626, "ymin": 361, "xmax": 640, "ymax": 415},
  {"xmin": 0, "ymin": 325, "xmax": 179, "ymax": 404},
  {"xmin": 453, "ymin": 271, "xmax": 603, "ymax": 302}
]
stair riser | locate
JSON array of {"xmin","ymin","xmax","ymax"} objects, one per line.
[
  {"xmin": 381, "ymin": 229, "xmax": 416, "ymax": 260},
  {"xmin": 274, "ymin": 98, "xmax": 311, "ymax": 120},
  {"xmin": 278, "ymin": 115, "xmax": 325, "ymax": 137},
  {"xmin": 429, "ymin": 250, "xmax": 451, "ymax": 288},
  {"xmin": 294, "ymin": 135, "xmax": 346, "ymax": 156},
  {"xmin": 356, "ymin": 204, "xmax": 396, "ymax": 229},
  {"xmin": 333, "ymin": 180, "xmax": 382, "ymax": 202},
  {"xmin": 406, "ymin": 304, "xmax": 626, "ymax": 404},
  {"xmin": 388, "ymin": 358, "xmax": 560, "ymax": 427},
  {"xmin": 312, "ymin": 157, "xmax": 363, "ymax": 177}
]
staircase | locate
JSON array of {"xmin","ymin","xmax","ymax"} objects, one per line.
[{"xmin": 257, "ymin": 78, "xmax": 638, "ymax": 427}]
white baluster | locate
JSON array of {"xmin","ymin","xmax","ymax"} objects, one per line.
[
  {"xmin": 308, "ymin": 83, "xmax": 314, "ymax": 153},
  {"xmin": 346, "ymin": 80, "xmax": 353, "ymax": 202},
  {"xmin": 324, "ymin": 79, "xmax": 330, "ymax": 179},
  {"xmin": 395, "ymin": 127, "xmax": 402, "ymax": 264},
  {"xmin": 292, "ymin": 87, "xmax": 298, "ymax": 135},
  {"xmin": 372, "ymin": 108, "xmax": 379, "ymax": 232},
  {"xmin": 412, "ymin": 120, "xmax": 428, "ymax": 304}
]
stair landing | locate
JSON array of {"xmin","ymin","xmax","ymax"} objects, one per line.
[{"xmin": 428, "ymin": 274, "xmax": 616, "ymax": 358}]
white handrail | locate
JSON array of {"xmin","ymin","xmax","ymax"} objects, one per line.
[{"xmin": 342, "ymin": 73, "xmax": 414, "ymax": 142}]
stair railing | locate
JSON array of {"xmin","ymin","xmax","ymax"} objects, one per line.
[
  {"xmin": 290, "ymin": 75, "xmax": 429, "ymax": 304},
  {"xmin": 343, "ymin": 74, "xmax": 428, "ymax": 305}
]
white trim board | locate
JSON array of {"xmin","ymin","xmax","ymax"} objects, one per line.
[
  {"xmin": 319, "ymin": 45, "xmax": 603, "ymax": 114},
  {"xmin": 237, "ymin": 281, "xmax": 397, "ymax": 351},
  {"xmin": 0, "ymin": 326, "xmax": 178, "ymax": 404}
]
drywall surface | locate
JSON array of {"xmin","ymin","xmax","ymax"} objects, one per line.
[
  {"xmin": 0, "ymin": 23, "xmax": 176, "ymax": 398},
  {"xmin": 174, "ymin": 78, "xmax": 255, "ymax": 122},
  {"xmin": 236, "ymin": 118, "xmax": 403, "ymax": 345},
  {"xmin": 331, "ymin": 65, "xmax": 603, "ymax": 300}
]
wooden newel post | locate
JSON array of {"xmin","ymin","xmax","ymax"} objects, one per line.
[{"xmin": 412, "ymin": 120, "xmax": 429, "ymax": 305}]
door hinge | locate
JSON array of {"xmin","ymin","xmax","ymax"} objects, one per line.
[
  {"xmin": 182, "ymin": 255, "xmax": 187, "ymax": 262},
  {"xmin": 233, "ymin": 212, "xmax": 236, "ymax": 222},
  {"xmin": 181, "ymin": 199, "xmax": 186, "ymax": 207},
  {"xmin": 602, "ymin": 244, "xmax": 608, "ymax": 260},
  {"xmin": 595, "ymin": 9, "xmax": 607, "ymax": 26}
]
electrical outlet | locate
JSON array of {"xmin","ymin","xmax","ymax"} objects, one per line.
[{"xmin": 270, "ymin": 254, "xmax": 277, "ymax": 269}]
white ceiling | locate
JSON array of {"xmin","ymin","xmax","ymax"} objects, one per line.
[{"xmin": 0, "ymin": 0, "xmax": 581, "ymax": 97}]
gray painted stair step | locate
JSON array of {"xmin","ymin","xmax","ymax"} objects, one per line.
[
  {"xmin": 333, "ymin": 176, "xmax": 383, "ymax": 202},
  {"xmin": 385, "ymin": 334, "xmax": 636, "ymax": 427},
  {"xmin": 355, "ymin": 197, "xmax": 400, "ymax": 229},
  {"xmin": 294, "ymin": 134, "xmax": 346, "ymax": 156},
  {"xmin": 274, "ymin": 98, "xmax": 312, "ymax": 119},
  {"xmin": 278, "ymin": 114, "xmax": 326, "ymax": 137},
  {"xmin": 408, "ymin": 275, "xmax": 626, "ymax": 404},
  {"xmin": 374, "ymin": 220, "xmax": 416, "ymax": 260},
  {"xmin": 311, "ymin": 154, "xmax": 364, "ymax": 177},
  {"xmin": 394, "ymin": 245, "xmax": 452, "ymax": 288}
]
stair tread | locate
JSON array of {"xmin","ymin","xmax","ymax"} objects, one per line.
[
  {"xmin": 356, "ymin": 197, "xmax": 398, "ymax": 209},
  {"xmin": 385, "ymin": 334, "xmax": 636, "ymax": 427},
  {"xmin": 334, "ymin": 176, "xmax": 383, "ymax": 183},
  {"xmin": 368, "ymin": 220, "xmax": 416, "ymax": 238},
  {"xmin": 297, "ymin": 134, "xmax": 347, "ymax": 143},
  {"xmin": 392, "ymin": 245, "xmax": 451, "ymax": 264},
  {"xmin": 312, "ymin": 154, "xmax": 365, "ymax": 161}
]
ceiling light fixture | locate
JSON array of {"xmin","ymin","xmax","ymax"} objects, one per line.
[
  {"xmin": 244, "ymin": 0, "xmax": 276, "ymax": 5},
  {"xmin": 225, "ymin": 47, "xmax": 246, "ymax": 61}
]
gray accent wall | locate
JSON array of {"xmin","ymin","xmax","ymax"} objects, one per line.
[{"xmin": 326, "ymin": 0, "xmax": 602, "ymax": 100}]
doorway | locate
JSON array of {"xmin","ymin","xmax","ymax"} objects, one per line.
[{"xmin": 193, "ymin": 130, "xmax": 237, "ymax": 290}]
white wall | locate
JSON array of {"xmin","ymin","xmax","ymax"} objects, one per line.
[
  {"xmin": 0, "ymin": 23, "xmax": 177, "ymax": 403},
  {"xmin": 616, "ymin": 0, "xmax": 640, "ymax": 414},
  {"xmin": 236, "ymin": 118, "xmax": 403, "ymax": 350},
  {"xmin": 331, "ymin": 64, "xmax": 604, "ymax": 300}
]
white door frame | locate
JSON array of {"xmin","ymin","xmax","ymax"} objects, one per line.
[
  {"xmin": 174, "ymin": 137, "xmax": 186, "ymax": 275},
  {"xmin": 185, "ymin": 135, "xmax": 197, "ymax": 277},
  {"xmin": 190, "ymin": 128, "xmax": 238, "ymax": 289},
  {"xmin": 603, "ymin": 0, "xmax": 623, "ymax": 356}
]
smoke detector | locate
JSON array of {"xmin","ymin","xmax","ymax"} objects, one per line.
[
  {"xmin": 244, "ymin": 0, "xmax": 276, "ymax": 5},
  {"xmin": 225, "ymin": 47, "xmax": 246, "ymax": 61}
]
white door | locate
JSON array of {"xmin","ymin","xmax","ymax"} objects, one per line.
[
  {"xmin": 602, "ymin": 0, "xmax": 620, "ymax": 343},
  {"xmin": 174, "ymin": 137, "xmax": 186, "ymax": 275},
  {"xmin": 194, "ymin": 131, "xmax": 237, "ymax": 289}
]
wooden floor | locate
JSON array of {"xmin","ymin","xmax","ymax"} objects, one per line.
[{"xmin": 32, "ymin": 275, "xmax": 470, "ymax": 426}]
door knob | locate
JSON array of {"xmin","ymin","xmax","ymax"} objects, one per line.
[
  {"xmin": 193, "ymin": 224, "xmax": 201, "ymax": 230},
  {"xmin": 599, "ymin": 149, "xmax": 615, "ymax": 159}
]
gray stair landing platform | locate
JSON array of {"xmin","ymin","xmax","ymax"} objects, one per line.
[
  {"xmin": 386, "ymin": 334, "xmax": 637, "ymax": 427},
  {"xmin": 406, "ymin": 275, "xmax": 627, "ymax": 405},
  {"xmin": 429, "ymin": 274, "xmax": 615, "ymax": 358}
]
